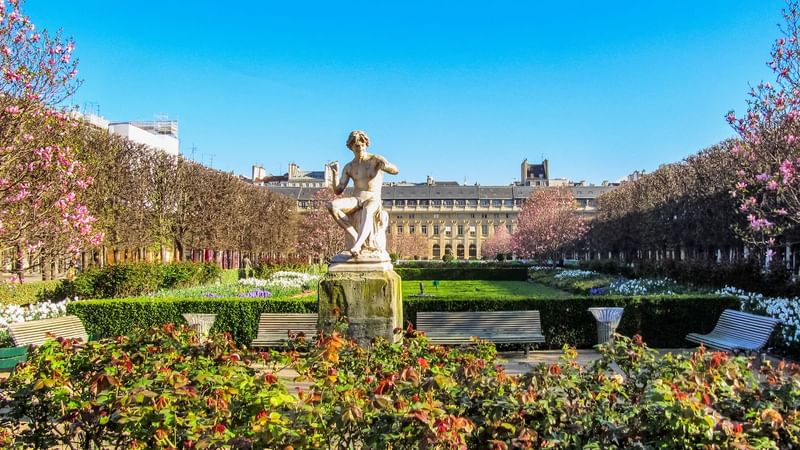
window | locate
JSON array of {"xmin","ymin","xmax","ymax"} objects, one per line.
[
  {"xmin": 396, "ymin": 215, "xmax": 403, "ymax": 219},
  {"xmin": 299, "ymin": 201, "xmax": 308, "ymax": 208},
  {"xmin": 456, "ymin": 199, "xmax": 466, "ymax": 207},
  {"xmin": 469, "ymin": 244, "xmax": 477, "ymax": 259},
  {"xmin": 397, "ymin": 225, "xmax": 404, "ymax": 233},
  {"xmin": 481, "ymin": 213, "xmax": 488, "ymax": 219},
  {"xmin": 456, "ymin": 244, "xmax": 465, "ymax": 258},
  {"xmin": 507, "ymin": 224, "xmax": 513, "ymax": 233},
  {"xmin": 409, "ymin": 214, "xmax": 415, "ymax": 219},
  {"xmin": 409, "ymin": 225, "xmax": 416, "ymax": 234},
  {"xmin": 457, "ymin": 225, "xmax": 464, "ymax": 235},
  {"xmin": 432, "ymin": 199, "xmax": 441, "ymax": 207},
  {"xmin": 492, "ymin": 199, "xmax": 502, "ymax": 207},
  {"xmin": 433, "ymin": 225, "xmax": 440, "ymax": 236},
  {"xmin": 503, "ymin": 199, "xmax": 513, "ymax": 207},
  {"xmin": 408, "ymin": 199, "xmax": 418, "ymax": 207},
  {"xmin": 445, "ymin": 226, "xmax": 452, "ymax": 237},
  {"xmin": 383, "ymin": 200, "xmax": 393, "ymax": 208},
  {"xmin": 420, "ymin": 199, "xmax": 429, "ymax": 206},
  {"xmin": 467, "ymin": 199, "xmax": 478, "ymax": 207},
  {"xmin": 444, "ymin": 244, "xmax": 452, "ymax": 256},
  {"xmin": 395, "ymin": 200, "xmax": 405, "ymax": 207},
  {"xmin": 480, "ymin": 199, "xmax": 490, "ymax": 207},
  {"xmin": 432, "ymin": 244, "xmax": 441, "ymax": 258},
  {"xmin": 444, "ymin": 200, "xmax": 454, "ymax": 207},
  {"xmin": 481, "ymin": 224, "xmax": 488, "ymax": 235},
  {"xmin": 469, "ymin": 226, "xmax": 476, "ymax": 237},
  {"xmin": 421, "ymin": 224, "xmax": 428, "ymax": 235}
]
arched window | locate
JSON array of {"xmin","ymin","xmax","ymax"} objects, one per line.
[
  {"xmin": 432, "ymin": 244, "xmax": 441, "ymax": 258},
  {"xmin": 444, "ymin": 244, "xmax": 452, "ymax": 256},
  {"xmin": 456, "ymin": 244, "xmax": 465, "ymax": 259},
  {"xmin": 469, "ymin": 244, "xmax": 477, "ymax": 259}
]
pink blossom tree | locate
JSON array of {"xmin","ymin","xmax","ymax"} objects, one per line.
[
  {"xmin": 481, "ymin": 225, "xmax": 512, "ymax": 260},
  {"xmin": 511, "ymin": 188, "xmax": 587, "ymax": 263},
  {"xmin": 728, "ymin": 1, "xmax": 800, "ymax": 254},
  {"xmin": 0, "ymin": 0, "xmax": 101, "ymax": 281},
  {"xmin": 296, "ymin": 188, "xmax": 344, "ymax": 263},
  {"xmin": 387, "ymin": 232, "xmax": 428, "ymax": 260}
]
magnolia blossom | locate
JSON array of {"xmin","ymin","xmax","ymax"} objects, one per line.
[{"xmin": 511, "ymin": 188, "xmax": 587, "ymax": 261}]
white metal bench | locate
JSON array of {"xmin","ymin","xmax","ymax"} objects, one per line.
[
  {"xmin": 250, "ymin": 313, "xmax": 318, "ymax": 347},
  {"xmin": 686, "ymin": 309, "xmax": 780, "ymax": 355},
  {"xmin": 7, "ymin": 315, "xmax": 89, "ymax": 347},
  {"xmin": 416, "ymin": 310, "xmax": 546, "ymax": 353}
]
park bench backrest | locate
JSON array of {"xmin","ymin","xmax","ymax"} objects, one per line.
[
  {"xmin": 0, "ymin": 346, "xmax": 28, "ymax": 372},
  {"xmin": 710, "ymin": 309, "xmax": 781, "ymax": 350},
  {"xmin": 251, "ymin": 313, "xmax": 318, "ymax": 347},
  {"xmin": 416, "ymin": 310, "xmax": 543, "ymax": 338},
  {"xmin": 7, "ymin": 315, "xmax": 88, "ymax": 347}
]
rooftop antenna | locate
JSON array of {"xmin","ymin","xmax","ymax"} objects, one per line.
[
  {"xmin": 190, "ymin": 144, "xmax": 197, "ymax": 162},
  {"xmin": 209, "ymin": 153, "xmax": 216, "ymax": 168}
]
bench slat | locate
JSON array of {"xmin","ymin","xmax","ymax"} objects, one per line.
[
  {"xmin": 417, "ymin": 311, "xmax": 545, "ymax": 347},
  {"xmin": 8, "ymin": 315, "xmax": 88, "ymax": 347},
  {"xmin": 251, "ymin": 313, "xmax": 318, "ymax": 347},
  {"xmin": 685, "ymin": 309, "xmax": 780, "ymax": 353}
]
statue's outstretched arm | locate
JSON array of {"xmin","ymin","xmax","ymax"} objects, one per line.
[{"xmin": 378, "ymin": 156, "xmax": 399, "ymax": 175}]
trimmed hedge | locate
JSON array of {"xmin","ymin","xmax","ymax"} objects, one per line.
[
  {"xmin": 52, "ymin": 262, "xmax": 222, "ymax": 300},
  {"xmin": 67, "ymin": 294, "xmax": 739, "ymax": 349},
  {"xmin": 396, "ymin": 267, "xmax": 528, "ymax": 281},
  {"xmin": 67, "ymin": 297, "xmax": 316, "ymax": 345},
  {"xmin": 404, "ymin": 295, "xmax": 741, "ymax": 349}
]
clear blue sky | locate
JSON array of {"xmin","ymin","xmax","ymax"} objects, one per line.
[{"xmin": 29, "ymin": 1, "xmax": 783, "ymax": 185}]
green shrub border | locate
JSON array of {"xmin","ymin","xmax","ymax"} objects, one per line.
[
  {"xmin": 68, "ymin": 294, "xmax": 739, "ymax": 349},
  {"xmin": 67, "ymin": 297, "xmax": 317, "ymax": 345},
  {"xmin": 404, "ymin": 295, "xmax": 740, "ymax": 349},
  {"xmin": 396, "ymin": 267, "xmax": 528, "ymax": 281}
]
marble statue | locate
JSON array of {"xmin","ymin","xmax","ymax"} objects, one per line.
[{"xmin": 326, "ymin": 130, "xmax": 399, "ymax": 268}]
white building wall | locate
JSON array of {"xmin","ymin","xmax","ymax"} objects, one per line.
[{"xmin": 108, "ymin": 123, "xmax": 180, "ymax": 156}]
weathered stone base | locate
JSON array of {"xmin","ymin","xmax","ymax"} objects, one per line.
[{"xmin": 318, "ymin": 269, "xmax": 402, "ymax": 346}]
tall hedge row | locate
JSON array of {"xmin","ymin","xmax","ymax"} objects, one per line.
[
  {"xmin": 396, "ymin": 267, "xmax": 528, "ymax": 281},
  {"xmin": 67, "ymin": 295, "xmax": 739, "ymax": 349}
]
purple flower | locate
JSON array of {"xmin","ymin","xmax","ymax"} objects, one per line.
[
  {"xmin": 239, "ymin": 289, "xmax": 272, "ymax": 298},
  {"xmin": 204, "ymin": 292, "xmax": 221, "ymax": 298}
]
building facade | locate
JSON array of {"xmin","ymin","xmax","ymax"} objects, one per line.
[{"xmin": 263, "ymin": 160, "xmax": 619, "ymax": 260}]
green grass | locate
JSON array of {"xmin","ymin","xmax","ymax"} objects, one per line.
[{"xmin": 402, "ymin": 280, "xmax": 570, "ymax": 300}]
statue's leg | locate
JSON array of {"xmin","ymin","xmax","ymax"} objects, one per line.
[
  {"xmin": 326, "ymin": 198, "xmax": 358, "ymax": 241},
  {"xmin": 350, "ymin": 200, "xmax": 380, "ymax": 256}
]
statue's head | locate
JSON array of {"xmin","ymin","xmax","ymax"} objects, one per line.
[{"xmin": 346, "ymin": 130, "xmax": 370, "ymax": 152}]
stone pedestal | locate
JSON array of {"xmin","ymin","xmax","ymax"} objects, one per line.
[{"xmin": 318, "ymin": 268, "xmax": 403, "ymax": 346}]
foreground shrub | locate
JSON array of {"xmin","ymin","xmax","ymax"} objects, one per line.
[
  {"xmin": 1, "ymin": 328, "xmax": 798, "ymax": 449},
  {"xmin": 49, "ymin": 261, "xmax": 222, "ymax": 299}
]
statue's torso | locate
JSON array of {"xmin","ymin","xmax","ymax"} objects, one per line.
[{"xmin": 347, "ymin": 155, "xmax": 384, "ymax": 200}]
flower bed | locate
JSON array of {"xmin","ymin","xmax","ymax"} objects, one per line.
[
  {"xmin": 1, "ymin": 325, "xmax": 798, "ymax": 448},
  {"xmin": 0, "ymin": 299, "xmax": 70, "ymax": 345}
]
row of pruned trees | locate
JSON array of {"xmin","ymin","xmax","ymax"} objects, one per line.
[
  {"xmin": 69, "ymin": 125, "xmax": 298, "ymax": 269},
  {"xmin": 585, "ymin": 140, "xmax": 748, "ymax": 262}
]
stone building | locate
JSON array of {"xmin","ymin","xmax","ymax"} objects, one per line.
[{"xmin": 263, "ymin": 160, "xmax": 620, "ymax": 260}]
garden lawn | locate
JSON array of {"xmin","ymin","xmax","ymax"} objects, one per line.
[{"xmin": 403, "ymin": 280, "xmax": 570, "ymax": 300}]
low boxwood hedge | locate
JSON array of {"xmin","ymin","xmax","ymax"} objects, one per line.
[
  {"xmin": 396, "ymin": 267, "xmax": 528, "ymax": 281},
  {"xmin": 68, "ymin": 294, "xmax": 739, "ymax": 349},
  {"xmin": 404, "ymin": 295, "xmax": 741, "ymax": 349},
  {"xmin": 67, "ymin": 297, "xmax": 316, "ymax": 345}
]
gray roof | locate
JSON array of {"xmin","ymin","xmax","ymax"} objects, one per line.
[{"xmin": 264, "ymin": 184, "xmax": 616, "ymax": 201}]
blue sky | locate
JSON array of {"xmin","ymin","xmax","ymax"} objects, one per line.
[{"xmin": 30, "ymin": 1, "xmax": 783, "ymax": 185}]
